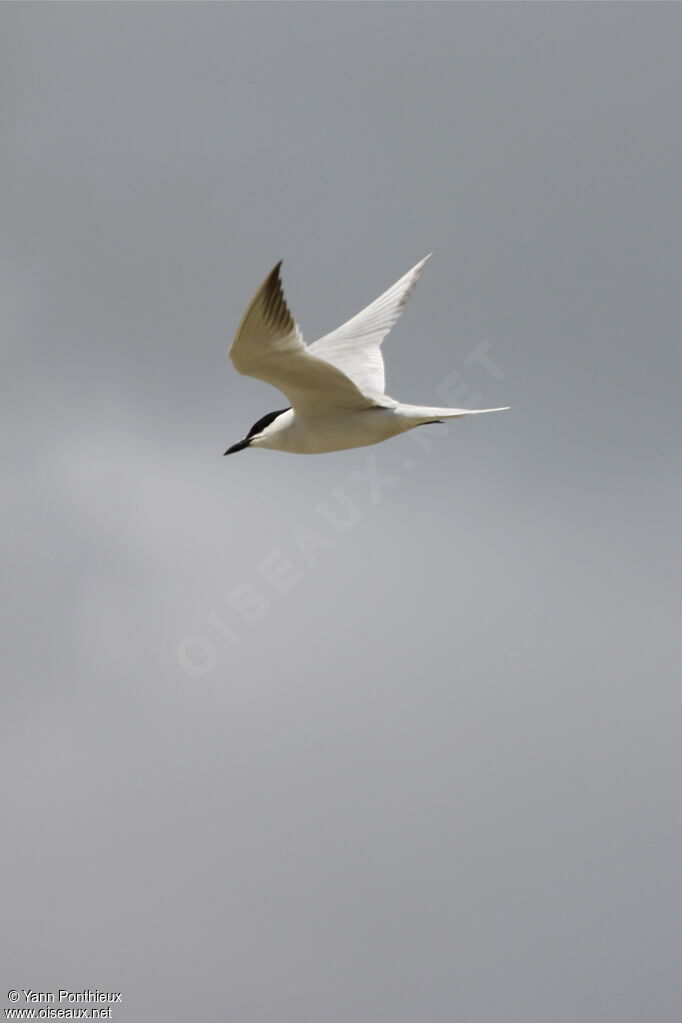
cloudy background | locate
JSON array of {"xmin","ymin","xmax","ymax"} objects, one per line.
[{"xmin": 2, "ymin": 4, "xmax": 681, "ymax": 1021}]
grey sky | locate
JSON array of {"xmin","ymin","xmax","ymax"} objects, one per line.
[{"xmin": 2, "ymin": 4, "xmax": 681, "ymax": 1022}]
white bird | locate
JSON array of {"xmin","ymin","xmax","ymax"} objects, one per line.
[{"xmin": 225, "ymin": 256, "xmax": 508, "ymax": 455}]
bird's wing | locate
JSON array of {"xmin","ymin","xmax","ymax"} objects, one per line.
[
  {"xmin": 230, "ymin": 263, "xmax": 387, "ymax": 414},
  {"xmin": 307, "ymin": 255, "xmax": 431, "ymax": 397}
]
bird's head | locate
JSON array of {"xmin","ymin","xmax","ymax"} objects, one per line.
[{"xmin": 223, "ymin": 407, "xmax": 291, "ymax": 455}]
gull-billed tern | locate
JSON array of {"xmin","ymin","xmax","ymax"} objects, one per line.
[{"xmin": 224, "ymin": 256, "xmax": 508, "ymax": 455}]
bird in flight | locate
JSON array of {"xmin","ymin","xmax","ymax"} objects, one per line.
[{"xmin": 225, "ymin": 256, "xmax": 508, "ymax": 455}]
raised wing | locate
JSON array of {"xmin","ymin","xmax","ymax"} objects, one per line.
[
  {"xmin": 229, "ymin": 263, "xmax": 383, "ymax": 414},
  {"xmin": 307, "ymin": 255, "xmax": 431, "ymax": 397}
]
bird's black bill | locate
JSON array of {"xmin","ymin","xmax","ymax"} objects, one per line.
[{"xmin": 223, "ymin": 439, "xmax": 251, "ymax": 455}]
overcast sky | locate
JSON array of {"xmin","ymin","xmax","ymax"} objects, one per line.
[{"xmin": 2, "ymin": 4, "xmax": 681, "ymax": 1021}]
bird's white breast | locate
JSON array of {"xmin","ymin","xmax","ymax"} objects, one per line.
[{"xmin": 256, "ymin": 407, "xmax": 407, "ymax": 454}]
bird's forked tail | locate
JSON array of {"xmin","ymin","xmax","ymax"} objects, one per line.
[{"xmin": 397, "ymin": 404, "xmax": 510, "ymax": 425}]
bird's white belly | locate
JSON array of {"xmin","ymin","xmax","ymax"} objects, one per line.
[{"xmin": 267, "ymin": 408, "xmax": 407, "ymax": 454}]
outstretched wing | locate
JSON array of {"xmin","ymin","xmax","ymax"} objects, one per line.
[
  {"xmin": 307, "ymin": 255, "xmax": 431, "ymax": 397},
  {"xmin": 229, "ymin": 263, "xmax": 384, "ymax": 415}
]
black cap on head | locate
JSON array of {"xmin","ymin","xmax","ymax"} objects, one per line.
[{"xmin": 223, "ymin": 407, "xmax": 291, "ymax": 456}]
